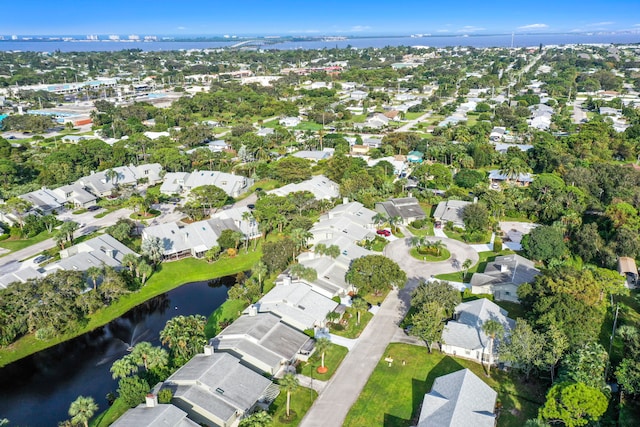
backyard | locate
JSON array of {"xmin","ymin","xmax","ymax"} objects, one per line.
[{"xmin": 344, "ymin": 343, "xmax": 545, "ymax": 427}]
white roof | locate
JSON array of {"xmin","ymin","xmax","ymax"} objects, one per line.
[{"xmin": 267, "ymin": 175, "xmax": 340, "ymax": 200}]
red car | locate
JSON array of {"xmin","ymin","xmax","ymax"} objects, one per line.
[{"xmin": 376, "ymin": 229, "xmax": 391, "ymax": 237}]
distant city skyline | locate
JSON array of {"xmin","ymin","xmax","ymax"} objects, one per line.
[{"xmin": 3, "ymin": 0, "xmax": 640, "ymax": 36}]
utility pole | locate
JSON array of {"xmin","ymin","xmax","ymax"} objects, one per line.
[{"xmin": 606, "ymin": 303, "xmax": 620, "ymax": 379}]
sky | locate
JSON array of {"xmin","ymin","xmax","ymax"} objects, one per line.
[{"xmin": 3, "ymin": 0, "xmax": 640, "ymax": 36}]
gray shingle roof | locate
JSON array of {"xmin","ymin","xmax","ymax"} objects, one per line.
[
  {"xmin": 111, "ymin": 404, "xmax": 199, "ymax": 427},
  {"xmin": 418, "ymin": 368, "xmax": 497, "ymax": 427}
]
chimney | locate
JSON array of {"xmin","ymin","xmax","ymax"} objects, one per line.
[
  {"xmin": 343, "ymin": 197, "xmax": 349, "ymax": 204},
  {"xmin": 499, "ymin": 263, "xmax": 509, "ymax": 273},
  {"xmin": 145, "ymin": 394, "xmax": 158, "ymax": 408},
  {"xmin": 248, "ymin": 304, "xmax": 258, "ymax": 316},
  {"xmin": 283, "ymin": 275, "xmax": 292, "ymax": 286},
  {"xmin": 203, "ymin": 345, "xmax": 214, "ymax": 356}
]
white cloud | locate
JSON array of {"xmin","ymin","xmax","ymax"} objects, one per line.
[
  {"xmin": 177, "ymin": 26, "xmax": 187, "ymax": 30},
  {"xmin": 586, "ymin": 21, "xmax": 614, "ymax": 27},
  {"xmin": 436, "ymin": 29, "xmax": 451, "ymax": 33},
  {"xmin": 349, "ymin": 25, "xmax": 371, "ymax": 32},
  {"xmin": 287, "ymin": 29, "xmax": 320, "ymax": 34},
  {"xmin": 456, "ymin": 26, "xmax": 485, "ymax": 33},
  {"xmin": 633, "ymin": 23, "xmax": 640, "ymax": 27},
  {"xmin": 518, "ymin": 23, "xmax": 548, "ymax": 30}
]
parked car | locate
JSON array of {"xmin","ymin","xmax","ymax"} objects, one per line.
[
  {"xmin": 87, "ymin": 205, "xmax": 101, "ymax": 211},
  {"xmin": 376, "ymin": 229, "xmax": 391, "ymax": 237},
  {"xmin": 33, "ymin": 255, "xmax": 51, "ymax": 264},
  {"xmin": 247, "ymin": 204, "xmax": 255, "ymax": 210},
  {"xmin": 435, "ymin": 221, "xmax": 442, "ymax": 229}
]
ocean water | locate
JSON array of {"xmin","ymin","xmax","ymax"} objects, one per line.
[{"xmin": 0, "ymin": 33, "xmax": 639, "ymax": 52}]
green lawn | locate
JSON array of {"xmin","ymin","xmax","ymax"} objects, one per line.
[
  {"xmin": 444, "ymin": 228, "xmax": 491, "ymax": 244},
  {"xmin": 410, "ymin": 247, "xmax": 450, "ymax": 262},
  {"xmin": 0, "ymin": 250, "xmax": 261, "ymax": 367},
  {"xmin": 297, "ymin": 343, "xmax": 349, "ymax": 380},
  {"xmin": 294, "ymin": 122, "xmax": 324, "ymax": 131},
  {"xmin": 407, "ymin": 225, "xmax": 434, "ymax": 237},
  {"xmin": 329, "ymin": 310, "xmax": 374, "ymax": 339},
  {"xmin": 269, "ymin": 386, "xmax": 318, "ymax": 427},
  {"xmin": 90, "ymin": 398, "xmax": 130, "ymax": 427},
  {"xmin": 344, "ymin": 343, "xmax": 545, "ymax": 427},
  {"xmin": 205, "ymin": 298, "xmax": 249, "ymax": 339},
  {"xmin": 0, "ymin": 230, "xmax": 54, "ymax": 254}
]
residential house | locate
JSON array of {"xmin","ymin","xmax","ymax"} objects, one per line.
[
  {"xmin": 111, "ymin": 397, "xmax": 200, "ymax": 427},
  {"xmin": 183, "ymin": 171, "xmax": 254, "ymax": 198},
  {"xmin": 250, "ymin": 274, "xmax": 339, "ymax": 330},
  {"xmin": 417, "ymin": 368, "xmax": 497, "ymax": 427},
  {"xmin": 143, "ymin": 131, "xmax": 171, "ymax": 140},
  {"xmin": 350, "ymin": 144, "xmax": 370, "ymax": 155},
  {"xmin": 367, "ymin": 156, "xmax": 406, "ymax": 176},
  {"xmin": 160, "ymin": 172, "xmax": 190, "ymax": 195},
  {"xmin": 0, "ymin": 266, "xmax": 45, "ymax": 289},
  {"xmin": 618, "ymin": 256, "xmax": 638, "ymax": 288},
  {"xmin": 349, "ymin": 90, "xmax": 368, "ymax": 101},
  {"xmin": 362, "ymin": 137, "xmax": 383, "ymax": 148},
  {"xmin": 489, "ymin": 127, "xmax": 506, "ymax": 142},
  {"xmin": 292, "ymin": 149, "xmax": 334, "ymax": 162},
  {"xmin": 488, "ymin": 170, "xmax": 533, "ymax": 188},
  {"xmin": 256, "ymin": 127, "xmax": 275, "ymax": 137},
  {"xmin": 279, "ymin": 117, "xmax": 301, "ymax": 127},
  {"xmin": 132, "ymin": 163, "xmax": 163, "ymax": 185},
  {"xmin": 375, "ymin": 197, "xmax": 426, "ymax": 225},
  {"xmin": 355, "ymin": 114, "xmax": 389, "ymax": 130},
  {"xmin": 53, "ymin": 184, "xmax": 97, "ymax": 208},
  {"xmin": 44, "ymin": 234, "xmax": 137, "ymax": 277},
  {"xmin": 441, "ymin": 298, "xmax": 514, "ymax": 365},
  {"xmin": 19, "ymin": 188, "xmax": 65, "ymax": 214},
  {"xmin": 433, "ymin": 200, "xmax": 472, "ymax": 229},
  {"xmin": 470, "ymin": 254, "xmax": 540, "ymax": 302},
  {"xmin": 163, "ymin": 348, "xmax": 276, "ymax": 427},
  {"xmin": 267, "ymin": 175, "xmax": 340, "ymax": 200},
  {"xmin": 492, "ymin": 143, "xmax": 533, "ymax": 154},
  {"xmin": 210, "ymin": 312, "xmax": 313, "ymax": 376}
]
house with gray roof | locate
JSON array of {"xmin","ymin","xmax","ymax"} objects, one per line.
[
  {"xmin": 184, "ymin": 170, "xmax": 253, "ymax": 198},
  {"xmin": 488, "ymin": 169, "xmax": 533, "ymax": 188},
  {"xmin": 19, "ymin": 188, "xmax": 65, "ymax": 214},
  {"xmin": 433, "ymin": 200, "xmax": 472, "ymax": 229},
  {"xmin": 441, "ymin": 298, "xmax": 514, "ymax": 366},
  {"xmin": 0, "ymin": 266, "xmax": 45, "ymax": 289},
  {"xmin": 45, "ymin": 234, "xmax": 137, "ymax": 275},
  {"xmin": 53, "ymin": 183, "xmax": 97, "ymax": 208},
  {"xmin": 163, "ymin": 349, "xmax": 276, "ymax": 427},
  {"xmin": 160, "ymin": 172, "xmax": 190, "ymax": 195},
  {"xmin": 417, "ymin": 368, "xmax": 497, "ymax": 427},
  {"xmin": 111, "ymin": 396, "xmax": 199, "ymax": 427},
  {"xmin": 292, "ymin": 149, "xmax": 334, "ymax": 162},
  {"xmin": 267, "ymin": 175, "xmax": 340, "ymax": 201},
  {"xmin": 210, "ymin": 312, "xmax": 313, "ymax": 376},
  {"xmin": 375, "ymin": 197, "xmax": 426, "ymax": 225},
  {"xmin": 470, "ymin": 254, "xmax": 540, "ymax": 302},
  {"xmin": 251, "ymin": 274, "xmax": 339, "ymax": 330}
]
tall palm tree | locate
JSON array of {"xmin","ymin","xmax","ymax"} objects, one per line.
[
  {"xmin": 131, "ymin": 342, "xmax": 168, "ymax": 371},
  {"xmin": 372, "ymin": 212, "xmax": 388, "ymax": 230},
  {"xmin": 499, "ymin": 157, "xmax": 530, "ymax": 185},
  {"xmin": 85, "ymin": 266, "xmax": 102, "ymax": 290},
  {"xmin": 482, "ymin": 319, "xmax": 505, "ymax": 377},
  {"xmin": 110, "ymin": 355, "xmax": 138, "ymax": 379},
  {"xmin": 351, "ymin": 297, "xmax": 369, "ymax": 325},
  {"xmin": 461, "ymin": 259, "xmax": 473, "ymax": 280},
  {"xmin": 290, "ymin": 228, "xmax": 312, "ymax": 258},
  {"xmin": 68, "ymin": 395, "xmax": 98, "ymax": 427},
  {"xmin": 252, "ymin": 261, "xmax": 268, "ymax": 292},
  {"xmin": 431, "ymin": 240, "xmax": 446, "ymax": 256},
  {"xmin": 388, "ymin": 215, "xmax": 403, "ymax": 232},
  {"xmin": 324, "ymin": 245, "xmax": 341, "ymax": 259},
  {"xmin": 137, "ymin": 260, "xmax": 153, "ymax": 285},
  {"xmin": 121, "ymin": 253, "xmax": 138, "ymax": 273},
  {"xmin": 289, "ymin": 263, "xmax": 307, "ymax": 281},
  {"xmin": 280, "ymin": 373, "xmax": 299, "ymax": 418},
  {"xmin": 314, "ymin": 337, "xmax": 331, "ymax": 371}
]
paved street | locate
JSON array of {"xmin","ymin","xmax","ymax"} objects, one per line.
[{"xmin": 299, "ymin": 236, "xmax": 477, "ymax": 427}]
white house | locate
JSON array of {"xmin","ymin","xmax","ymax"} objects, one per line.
[
  {"xmin": 441, "ymin": 298, "xmax": 514, "ymax": 366},
  {"xmin": 267, "ymin": 175, "xmax": 340, "ymax": 200}
]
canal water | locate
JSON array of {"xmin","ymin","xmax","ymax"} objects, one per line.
[{"xmin": 0, "ymin": 276, "xmax": 236, "ymax": 427}]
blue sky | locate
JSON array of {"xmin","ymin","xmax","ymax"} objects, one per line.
[{"xmin": 3, "ymin": 0, "xmax": 640, "ymax": 36}]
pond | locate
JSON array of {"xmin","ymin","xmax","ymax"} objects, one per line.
[{"xmin": 0, "ymin": 276, "xmax": 236, "ymax": 427}]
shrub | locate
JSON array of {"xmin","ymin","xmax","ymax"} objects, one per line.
[
  {"xmin": 494, "ymin": 238, "xmax": 503, "ymax": 252},
  {"xmin": 158, "ymin": 388, "xmax": 173, "ymax": 404}
]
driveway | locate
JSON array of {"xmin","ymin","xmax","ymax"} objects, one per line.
[{"xmin": 383, "ymin": 236, "xmax": 479, "ymax": 282}]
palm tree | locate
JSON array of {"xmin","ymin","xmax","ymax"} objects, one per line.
[
  {"xmin": 482, "ymin": 319, "xmax": 505, "ymax": 377},
  {"xmin": 388, "ymin": 215, "xmax": 403, "ymax": 233},
  {"xmin": 314, "ymin": 337, "xmax": 331, "ymax": 372},
  {"xmin": 290, "ymin": 228, "xmax": 312, "ymax": 258},
  {"xmin": 280, "ymin": 373, "xmax": 299, "ymax": 418},
  {"xmin": 85, "ymin": 266, "xmax": 102, "ymax": 290},
  {"xmin": 499, "ymin": 157, "xmax": 530, "ymax": 185},
  {"xmin": 326, "ymin": 310, "xmax": 340, "ymax": 325},
  {"xmin": 121, "ymin": 253, "xmax": 138, "ymax": 273},
  {"xmin": 68, "ymin": 396, "xmax": 98, "ymax": 427},
  {"xmin": 461, "ymin": 258, "xmax": 473, "ymax": 281},
  {"xmin": 372, "ymin": 212, "xmax": 388, "ymax": 230},
  {"xmin": 431, "ymin": 240, "xmax": 446, "ymax": 256},
  {"xmin": 289, "ymin": 263, "xmax": 307, "ymax": 281},
  {"xmin": 137, "ymin": 260, "xmax": 153, "ymax": 285},
  {"xmin": 110, "ymin": 355, "xmax": 138, "ymax": 379},
  {"xmin": 105, "ymin": 168, "xmax": 118, "ymax": 184},
  {"xmin": 324, "ymin": 245, "xmax": 341, "ymax": 259},
  {"xmin": 131, "ymin": 342, "xmax": 168, "ymax": 371},
  {"xmin": 252, "ymin": 261, "xmax": 268, "ymax": 292},
  {"xmin": 410, "ymin": 236, "xmax": 424, "ymax": 250},
  {"xmin": 351, "ymin": 297, "xmax": 369, "ymax": 325}
]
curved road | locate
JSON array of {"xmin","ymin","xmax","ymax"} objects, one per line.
[{"xmin": 299, "ymin": 236, "xmax": 478, "ymax": 427}]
